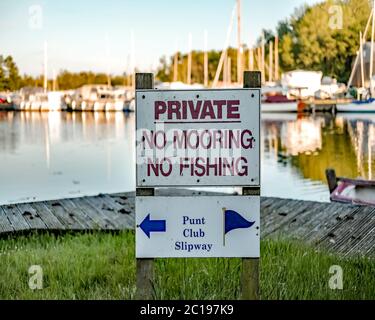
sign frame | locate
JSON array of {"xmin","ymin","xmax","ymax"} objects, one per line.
[
  {"xmin": 135, "ymin": 88, "xmax": 261, "ymax": 188},
  {"xmin": 136, "ymin": 195, "xmax": 260, "ymax": 258}
]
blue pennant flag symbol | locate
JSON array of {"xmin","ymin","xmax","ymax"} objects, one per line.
[
  {"xmin": 139, "ymin": 214, "xmax": 166, "ymax": 238},
  {"xmin": 225, "ymin": 209, "xmax": 255, "ymax": 234}
]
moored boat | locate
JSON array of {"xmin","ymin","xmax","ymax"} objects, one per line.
[
  {"xmin": 0, "ymin": 95, "xmax": 14, "ymax": 110},
  {"xmin": 261, "ymin": 94, "xmax": 297, "ymax": 112},
  {"xmin": 326, "ymin": 169, "xmax": 375, "ymax": 206},
  {"xmin": 336, "ymin": 98, "xmax": 375, "ymax": 112}
]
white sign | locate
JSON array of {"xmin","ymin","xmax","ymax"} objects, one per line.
[
  {"xmin": 136, "ymin": 196, "xmax": 260, "ymax": 258},
  {"xmin": 136, "ymin": 89, "xmax": 260, "ymax": 187}
]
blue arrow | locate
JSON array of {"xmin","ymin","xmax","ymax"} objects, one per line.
[{"xmin": 138, "ymin": 214, "xmax": 166, "ymax": 238}]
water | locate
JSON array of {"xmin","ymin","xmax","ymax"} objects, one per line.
[{"xmin": 1, "ymin": 111, "xmax": 375, "ymax": 205}]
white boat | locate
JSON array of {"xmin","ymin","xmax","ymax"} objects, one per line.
[
  {"xmin": 16, "ymin": 87, "xmax": 67, "ymax": 111},
  {"xmin": 336, "ymin": 99, "xmax": 375, "ymax": 112},
  {"xmin": 69, "ymin": 85, "xmax": 131, "ymax": 111},
  {"xmin": 281, "ymin": 70, "xmax": 322, "ymax": 99},
  {"xmin": 262, "ymin": 101, "xmax": 297, "ymax": 113}
]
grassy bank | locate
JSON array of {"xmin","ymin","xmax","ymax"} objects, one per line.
[{"xmin": 0, "ymin": 231, "xmax": 374, "ymax": 300}]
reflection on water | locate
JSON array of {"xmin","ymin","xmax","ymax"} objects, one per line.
[
  {"xmin": 261, "ymin": 113, "xmax": 375, "ymax": 202},
  {"xmin": 1, "ymin": 111, "xmax": 375, "ymax": 204},
  {"xmin": 0, "ymin": 111, "xmax": 135, "ymax": 204}
]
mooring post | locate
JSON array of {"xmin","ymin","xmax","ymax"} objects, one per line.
[
  {"xmin": 241, "ymin": 70, "xmax": 261, "ymax": 300},
  {"xmin": 135, "ymin": 73, "xmax": 155, "ymax": 300}
]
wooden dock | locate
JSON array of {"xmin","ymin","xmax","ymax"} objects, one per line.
[
  {"xmin": 0, "ymin": 190, "xmax": 374, "ymax": 257},
  {"xmin": 299, "ymin": 98, "xmax": 352, "ymax": 113}
]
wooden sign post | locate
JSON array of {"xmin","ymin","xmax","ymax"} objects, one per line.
[
  {"xmin": 135, "ymin": 73, "xmax": 155, "ymax": 300},
  {"xmin": 242, "ymin": 70, "xmax": 261, "ymax": 300},
  {"xmin": 135, "ymin": 71, "xmax": 261, "ymax": 300}
]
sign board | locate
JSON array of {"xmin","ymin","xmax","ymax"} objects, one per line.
[
  {"xmin": 136, "ymin": 196, "xmax": 260, "ymax": 258},
  {"xmin": 136, "ymin": 89, "xmax": 260, "ymax": 187}
]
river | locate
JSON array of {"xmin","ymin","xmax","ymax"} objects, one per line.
[{"xmin": 0, "ymin": 111, "xmax": 374, "ymax": 205}]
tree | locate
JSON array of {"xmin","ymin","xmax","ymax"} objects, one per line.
[
  {"xmin": 276, "ymin": 0, "xmax": 371, "ymax": 82},
  {"xmin": 156, "ymin": 56, "xmax": 171, "ymax": 82},
  {"xmin": 0, "ymin": 55, "xmax": 5, "ymax": 91},
  {"xmin": 4, "ymin": 56, "xmax": 21, "ymax": 90},
  {"xmin": 0, "ymin": 55, "xmax": 21, "ymax": 91}
]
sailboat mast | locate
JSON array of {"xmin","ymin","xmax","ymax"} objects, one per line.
[
  {"xmin": 187, "ymin": 33, "xmax": 192, "ymax": 85},
  {"xmin": 360, "ymin": 31, "xmax": 365, "ymax": 89},
  {"xmin": 204, "ymin": 30, "xmax": 208, "ymax": 87},
  {"xmin": 237, "ymin": 0, "xmax": 242, "ymax": 84},
  {"xmin": 223, "ymin": 50, "xmax": 228, "ymax": 86},
  {"xmin": 275, "ymin": 36, "xmax": 279, "ymax": 81},
  {"xmin": 106, "ymin": 34, "xmax": 111, "ymax": 87},
  {"xmin": 173, "ymin": 52, "xmax": 178, "ymax": 82},
  {"xmin": 212, "ymin": 3, "xmax": 236, "ymax": 88},
  {"xmin": 43, "ymin": 41, "xmax": 48, "ymax": 93},
  {"xmin": 347, "ymin": 8, "xmax": 373, "ymax": 89},
  {"xmin": 261, "ymin": 33, "xmax": 265, "ymax": 84},
  {"xmin": 52, "ymin": 69, "xmax": 56, "ymax": 91},
  {"xmin": 269, "ymin": 41, "xmax": 273, "ymax": 83},
  {"xmin": 131, "ymin": 29, "xmax": 135, "ymax": 90},
  {"xmin": 249, "ymin": 48, "xmax": 254, "ymax": 71},
  {"xmin": 227, "ymin": 57, "xmax": 232, "ymax": 85}
]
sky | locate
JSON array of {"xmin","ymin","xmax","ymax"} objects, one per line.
[{"xmin": 0, "ymin": 0, "xmax": 320, "ymax": 76}]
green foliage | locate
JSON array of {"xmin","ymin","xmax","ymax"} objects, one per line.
[
  {"xmin": 1, "ymin": 64, "xmax": 128, "ymax": 91},
  {"xmin": 277, "ymin": 0, "xmax": 371, "ymax": 82},
  {"xmin": 0, "ymin": 232, "xmax": 374, "ymax": 299},
  {"xmin": 51, "ymin": 71, "xmax": 126, "ymax": 90},
  {"xmin": 0, "ymin": 55, "xmax": 21, "ymax": 91}
]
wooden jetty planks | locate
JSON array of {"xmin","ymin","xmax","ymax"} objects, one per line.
[
  {"xmin": 31, "ymin": 202, "xmax": 67, "ymax": 230},
  {"xmin": 73, "ymin": 197, "xmax": 118, "ymax": 230},
  {"xmin": 83, "ymin": 195, "xmax": 133, "ymax": 229},
  {"xmin": 300, "ymin": 202, "xmax": 355, "ymax": 242},
  {"xmin": 317, "ymin": 205, "xmax": 375, "ymax": 255},
  {"xmin": 42, "ymin": 200, "xmax": 86, "ymax": 230},
  {"xmin": 15, "ymin": 203, "xmax": 47, "ymax": 230},
  {"xmin": 0, "ymin": 204, "xmax": 30, "ymax": 231},
  {"xmin": 98, "ymin": 194, "xmax": 135, "ymax": 228},
  {"xmin": 63, "ymin": 198, "xmax": 111, "ymax": 230},
  {"xmin": 0, "ymin": 193, "xmax": 374, "ymax": 257},
  {"xmin": 0, "ymin": 207, "xmax": 15, "ymax": 233},
  {"xmin": 262, "ymin": 199, "xmax": 313, "ymax": 237},
  {"xmin": 58, "ymin": 199, "xmax": 97, "ymax": 229},
  {"xmin": 282, "ymin": 201, "xmax": 334, "ymax": 239}
]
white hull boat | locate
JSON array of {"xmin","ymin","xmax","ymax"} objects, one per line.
[
  {"xmin": 261, "ymin": 102, "xmax": 297, "ymax": 113},
  {"xmin": 336, "ymin": 99, "xmax": 375, "ymax": 112}
]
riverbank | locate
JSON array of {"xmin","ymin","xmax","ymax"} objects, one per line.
[{"xmin": 0, "ymin": 231, "xmax": 374, "ymax": 300}]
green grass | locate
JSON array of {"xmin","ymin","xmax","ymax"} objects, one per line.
[{"xmin": 0, "ymin": 231, "xmax": 374, "ymax": 300}]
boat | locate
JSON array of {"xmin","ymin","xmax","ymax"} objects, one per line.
[
  {"xmin": 0, "ymin": 95, "xmax": 15, "ymax": 110},
  {"xmin": 336, "ymin": 98, "xmax": 375, "ymax": 112},
  {"xmin": 281, "ymin": 70, "xmax": 323, "ymax": 99},
  {"xmin": 262, "ymin": 94, "xmax": 297, "ymax": 112},
  {"xmin": 67, "ymin": 85, "xmax": 133, "ymax": 111},
  {"xmin": 325, "ymin": 169, "xmax": 375, "ymax": 206}
]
